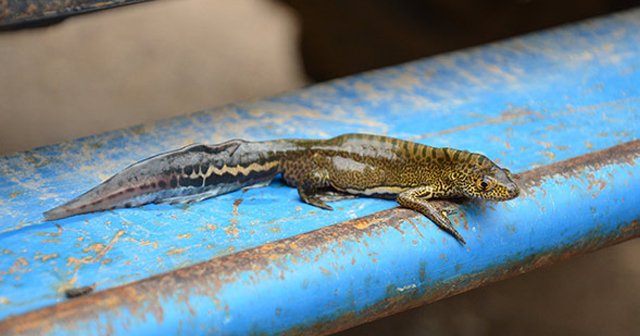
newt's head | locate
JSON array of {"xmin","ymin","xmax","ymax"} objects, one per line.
[{"xmin": 453, "ymin": 155, "xmax": 520, "ymax": 201}]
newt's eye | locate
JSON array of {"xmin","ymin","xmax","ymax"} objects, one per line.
[{"xmin": 476, "ymin": 176, "xmax": 496, "ymax": 192}]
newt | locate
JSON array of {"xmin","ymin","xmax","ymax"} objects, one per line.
[{"xmin": 44, "ymin": 134, "xmax": 520, "ymax": 244}]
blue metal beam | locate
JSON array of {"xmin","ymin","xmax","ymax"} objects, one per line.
[
  {"xmin": 2, "ymin": 140, "xmax": 640, "ymax": 335},
  {"xmin": 1, "ymin": 8, "xmax": 640, "ymax": 336}
]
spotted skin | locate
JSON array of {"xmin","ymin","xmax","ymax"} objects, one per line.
[{"xmin": 44, "ymin": 134, "xmax": 519, "ymax": 244}]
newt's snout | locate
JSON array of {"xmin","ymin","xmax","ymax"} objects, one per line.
[{"xmin": 505, "ymin": 181, "xmax": 520, "ymax": 199}]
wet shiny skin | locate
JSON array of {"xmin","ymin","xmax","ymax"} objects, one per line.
[{"xmin": 44, "ymin": 134, "xmax": 520, "ymax": 243}]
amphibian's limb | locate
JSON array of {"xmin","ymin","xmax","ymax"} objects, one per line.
[
  {"xmin": 296, "ymin": 168, "xmax": 333, "ymax": 210},
  {"xmin": 397, "ymin": 186, "xmax": 465, "ymax": 244}
]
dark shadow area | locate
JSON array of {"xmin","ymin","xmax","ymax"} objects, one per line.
[{"xmin": 280, "ymin": 0, "xmax": 640, "ymax": 81}]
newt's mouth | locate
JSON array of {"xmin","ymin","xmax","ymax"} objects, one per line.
[
  {"xmin": 496, "ymin": 181, "xmax": 520, "ymax": 200},
  {"xmin": 506, "ymin": 182, "xmax": 520, "ymax": 199},
  {"xmin": 478, "ymin": 182, "xmax": 520, "ymax": 201}
]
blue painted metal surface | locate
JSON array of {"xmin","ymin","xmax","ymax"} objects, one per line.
[{"xmin": 1, "ymin": 8, "xmax": 639, "ymax": 335}]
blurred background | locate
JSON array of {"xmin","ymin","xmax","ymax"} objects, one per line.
[{"xmin": 1, "ymin": 0, "xmax": 639, "ymax": 335}]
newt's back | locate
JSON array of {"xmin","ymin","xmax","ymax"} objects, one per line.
[{"xmin": 279, "ymin": 134, "xmax": 452, "ymax": 196}]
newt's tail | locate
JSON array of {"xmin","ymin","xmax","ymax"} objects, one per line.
[{"xmin": 44, "ymin": 139, "xmax": 283, "ymax": 221}]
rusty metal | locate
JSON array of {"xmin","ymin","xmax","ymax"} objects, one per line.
[
  {"xmin": 0, "ymin": 0, "xmax": 152, "ymax": 30},
  {"xmin": 1, "ymin": 140, "xmax": 638, "ymax": 335}
]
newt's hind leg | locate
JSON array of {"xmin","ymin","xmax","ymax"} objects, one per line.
[{"xmin": 296, "ymin": 169, "xmax": 334, "ymax": 210}]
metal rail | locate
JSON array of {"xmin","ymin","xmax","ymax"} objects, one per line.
[{"xmin": 2, "ymin": 140, "xmax": 639, "ymax": 335}]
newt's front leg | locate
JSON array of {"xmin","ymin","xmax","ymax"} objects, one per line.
[{"xmin": 397, "ymin": 186, "xmax": 466, "ymax": 244}]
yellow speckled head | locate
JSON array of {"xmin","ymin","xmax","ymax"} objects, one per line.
[{"xmin": 457, "ymin": 155, "xmax": 520, "ymax": 201}]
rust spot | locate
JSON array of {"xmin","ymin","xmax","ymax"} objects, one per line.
[
  {"xmin": 34, "ymin": 253, "xmax": 59, "ymax": 262},
  {"xmin": 1, "ymin": 257, "xmax": 29, "ymax": 276},
  {"xmin": 69, "ymin": 231, "xmax": 125, "ymax": 266},
  {"xmin": 232, "ymin": 198, "xmax": 243, "ymax": 217},
  {"xmin": 83, "ymin": 243, "xmax": 105, "ymax": 253},
  {"xmin": 166, "ymin": 247, "xmax": 189, "ymax": 255},
  {"xmin": 354, "ymin": 219, "xmax": 375, "ymax": 230},
  {"xmin": 540, "ymin": 151, "xmax": 556, "ymax": 161},
  {"xmin": 389, "ymin": 222, "xmax": 405, "ymax": 235},
  {"xmin": 224, "ymin": 223, "xmax": 239, "ymax": 237},
  {"xmin": 176, "ymin": 234, "xmax": 192, "ymax": 239},
  {"xmin": 67, "ymin": 256, "xmax": 92, "ymax": 266},
  {"xmin": 460, "ymin": 212, "xmax": 469, "ymax": 231},
  {"xmin": 405, "ymin": 218, "xmax": 424, "ymax": 239},
  {"xmin": 319, "ymin": 267, "xmax": 332, "ymax": 276},
  {"xmin": 36, "ymin": 224, "xmax": 63, "ymax": 237},
  {"xmin": 124, "ymin": 237, "xmax": 159, "ymax": 249},
  {"xmin": 536, "ymin": 140, "xmax": 553, "ymax": 149},
  {"xmin": 92, "ymin": 230, "xmax": 124, "ymax": 262}
]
